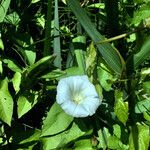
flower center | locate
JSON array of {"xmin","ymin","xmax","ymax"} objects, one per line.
[{"xmin": 72, "ymin": 94, "xmax": 83, "ymax": 104}]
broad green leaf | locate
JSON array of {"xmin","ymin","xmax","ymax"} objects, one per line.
[
  {"xmin": 132, "ymin": 3, "xmax": 150, "ymax": 26},
  {"xmin": 64, "ymin": 67, "xmax": 84, "ymax": 77},
  {"xmin": 143, "ymin": 112, "xmax": 150, "ymax": 122},
  {"xmin": 133, "ymin": 37, "xmax": 150, "ymax": 69},
  {"xmin": 135, "ymin": 99, "xmax": 150, "ymax": 113},
  {"xmin": 114, "ymin": 90, "xmax": 128, "ymax": 125},
  {"xmin": 3, "ymin": 59, "xmax": 22, "ymax": 72},
  {"xmin": 86, "ymin": 42, "xmax": 97, "ymax": 79},
  {"xmin": 98, "ymin": 127, "xmax": 110, "ymax": 149},
  {"xmin": 17, "ymin": 91, "xmax": 39, "ymax": 118},
  {"xmin": 0, "ymin": 78, "xmax": 13, "ymax": 126},
  {"xmin": 41, "ymin": 102, "xmax": 73, "ymax": 137},
  {"xmin": 129, "ymin": 124, "xmax": 149, "ymax": 150},
  {"xmin": 97, "ymin": 63, "xmax": 115, "ymax": 91},
  {"xmin": 4, "ymin": 12, "xmax": 20, "ymax": 26},
  {"xmin": 54, "ymin": 0, "xmax": 61, "ymax": 68},
  {"xmin": 26, "ymin": 55, "xmax": 56, "ymax": 78},
  {"xmin": 67, "ymin": 0, "xmax": 123, "ymax": 75},
  {"xmin": 12, "ymin": 72, "xmax": 21, "ymax": 93},
  {"xmin": 41, "ymin": 122, "xmax": 86, "ymax": 150},
  {"xmin": 74, "ymin": 139, "xmax": 93, "ymax": 150},
  {"xmin": 22, "ymin": 55, "xmax": 56, "ymax": 88},
  {"xmin": 15, "ymin": 33, "xmax": 36, "ymax": 65},
  {"xmin": 0, "ymin": 0, "xmax": 11, "ymax": 23},
  {"xmin": 113, "ymin": 124, "xmax": 121, "ymax": 139},
  {"xmin": 143, "ymin": 81, "xmax": 150, "ymax": 93},
  {"xmin": 137, "ymin": 123, "xmax": 149, "ymax": 150}
]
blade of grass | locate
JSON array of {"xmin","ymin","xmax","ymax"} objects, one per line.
[
  {"xmin": 44, "ymin": 0, "xmax": 53, "ymax": 56},
  {"xmin": 54, "ymin": 0, "xmax": 61, "ymax": 68},
  {"xmin": 67, "ymin": 0, "xmax": 124, "ymax": 75}
]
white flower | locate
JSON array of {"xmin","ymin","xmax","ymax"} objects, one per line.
[{"xmin": 56, "ymin": 75, "xmax": 101, "ymax": 117}]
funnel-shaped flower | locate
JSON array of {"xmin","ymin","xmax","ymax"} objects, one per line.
[{"xmin": 56, "ymin": 75, "xmax": 101, "ymax": 117}]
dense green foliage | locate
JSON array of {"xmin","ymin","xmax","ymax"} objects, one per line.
[{"xmin": 0, "ymin": 0, "xmax": 150, "ymax": 149}]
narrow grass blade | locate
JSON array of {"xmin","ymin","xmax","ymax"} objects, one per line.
[
  {"xmin": 67, "ymin": 0, "xmax": 124, "ymax": 75},
  {"xmin": 54, "ymin": 0, "xmax": 61, "ymax": 68}
]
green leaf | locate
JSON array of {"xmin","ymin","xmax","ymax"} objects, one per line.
[
  {"xmin": 17, "ymin": 91, "xmax": 39, "ymax": 118},
  {"xmin": 133, "ymin": 37, "xmax": 150, "ymax": 69},
  {"xmin": 26, "ymin": 55, "xmax": 56, "ymax": 78},
  {"xmin": 0, "ymin": 78, "xmax": 13, "ymax": 126},
  {"xmin": 74, "ymin": 139, "xmax": 93, "ymax": 150},
  {"xmin": 22, "ymin": 55, "xmax": 56, "ymax": 89},
  {"xmin": 137, "ymin": 123, "xmax": 149, "ymax": 150},
  {"xmin": 129, "ymin": 124, "xmax": 149, "ymax": 150},
  {"xmin": 4, "ymin": 12, "xmax": 20, "ymax": 26},
  {"xmin": 0, "ymin": 0, "xmax": 11, "ymax": 23},
  {"xmin": 143, "ymin": 81, "xmax": 150, "ymax": 93},
  {"xmin": 97, "ymin": 63, "xmax": 115, "ymax": 91},
  {"xmin": 135, "ymin": 99, "xmax": 150, "ymax": 113},
  {"xmin": 41, "ymin": 102, "xmax": 73, "ymax": 137},
  {"xmin": 15, "ymin": 33, "xmax": 36, "ymax": 65},
  {"xmin": 0, "ymin": 38, "xmax": 4, "ymax": 51},
  {"xmin": 41, "ymin": 69, "xmax": 65, "ymax": 79},
  {"xmin": 64, "ymin": 67, "xmax": 84, "ymax": 77},
  {"xmin": 132, "ymin": 3, "xmax": 150, "ymax": 26},
  {"xmin": 143, "ymin": 112, "xmax": 150, "ymax": 122},
  {"xmin": 3, "ymin": 59, "xmax": 22, "ymax": 72},
  {"xmin": 0, "ymin": 60, "xmax": 3, "ymax": 74},
  {"xmin": 31, "ymin": 0, "xmax": 40, "ymax": 3},
  {"xmin": 12, "ymin": 72, "xmax": 21, "ymax": 93},
  {"xmin": 114, "ymin": 90, "xmax": 128, "ymax": 125},
  {"xmin": 67, "ymin": 0, "xmax": 123, "ymax": 75},
  {"xmin": 41, "ymin": 122, "xmax": 86, "ymax": 150}
]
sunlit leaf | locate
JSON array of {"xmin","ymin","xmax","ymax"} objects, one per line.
[
  {"xmin": 0, "ymin": 60, "xmax": 2, "ymax": 74},
  {"xmin": 129, "ymin": 123, "xmax": 149, "ymax": 150},
  {"xmin": 114, "ymin": 90, "xmax": 128, "ymax": 125},
  {"xmin": 0, "ymin": 78, "xmax": 13, "ymax": 126},
  {"xmin": 0, "ymin": 0, "xmax": 11, "ymax": 22},
  {"xmin": 17, "ymin": 91, "xmax": 39, "ymax": 118},
  {"xmin": 12, "ymin": 72, "xmax": 21, "ymax": 93},
  {"xmin": 133, "ymin": 37, "xmax": 150, "ymax": 69},
  {"xmin": 41, "ymin": 102, "xmax": 73, "ymax": 137},
  {"xmin": 135, "ymin": 99, "xmax": 150, "ymax": 113},
  {"xmin": 4, "ymin": 12, "xmax": 20, "ymax": 26},
  {"xmin": 41, "ymin": 122, "xmax": 86, "ymax": 150},
  {"xmin": 3, "ymin": 59, "xmax": 22, "ymax": 72},
  {"xmin": 132, "ymin": 2, "xmax": 150, "ymax": 26},
  {"xmin": 74, "ymin": 139, "xmax": 93, "ymax": 150}
]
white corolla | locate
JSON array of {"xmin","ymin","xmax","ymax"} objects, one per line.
[{"xmin": 56, "ymin": 75, "xmax": 101, "ymax": 117}]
